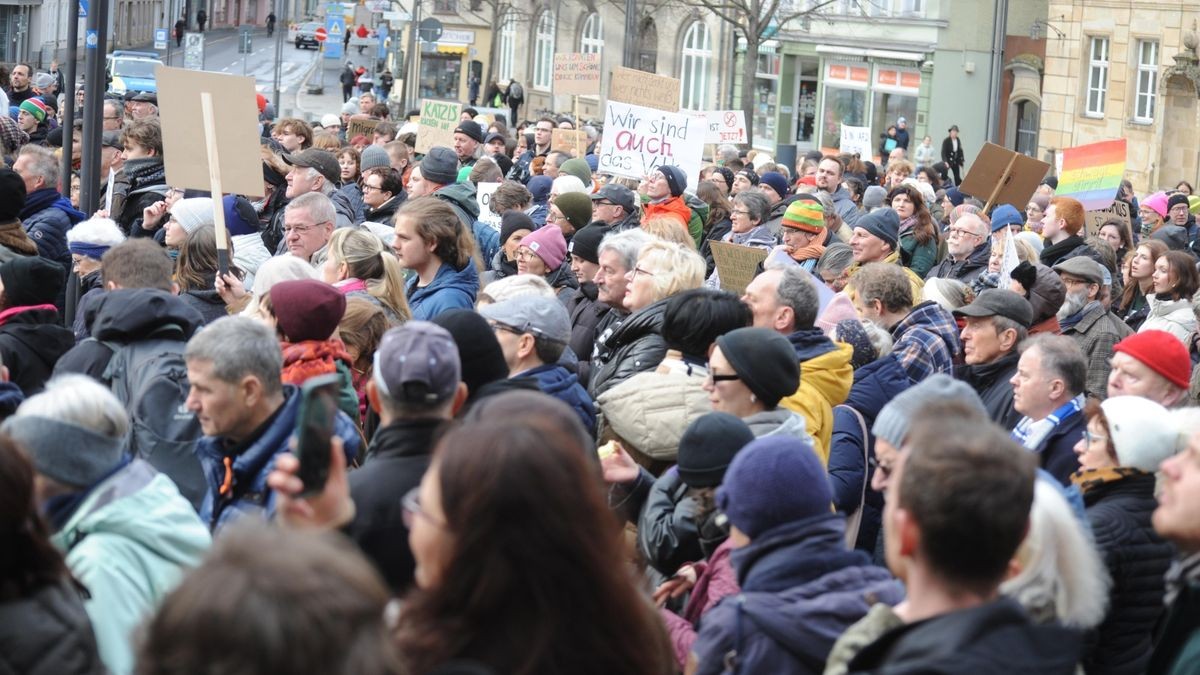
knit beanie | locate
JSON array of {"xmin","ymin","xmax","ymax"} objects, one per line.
[
  {"xmin": 527, "ymin": 176, "xmax": 552, "ymax": 204},
  {"xmin": 677, "ymin": 412, "xmax": 756, "ymax": 488},
  {"xmin": 567, "ymin": 224, "xmax": 607, "ymax": 265},
  {"xmin": 0, "ymin": 256, "xmax": 64, "ymax": 307},
  {"xmin": 0, "ymin": 115, "xmax": 28, "ymax": 155},
  {"xmin": 1168, "ymin": 192, "xmax": 1190, "ymax": 213},
  {"xmin": 560, "ymin": 158, "xmax": 592, "ymax": 186},
  {"xmin": 0, "ymin": 416, "xmax": 124, "ymax": 488},
  {"xmin": 989, "ymin": 204, "xmax": 1023, "ymax": 232},
  {"xmin": 872, "ymin": 374, "xmax": 986, "ymax": 448},
  {"xmin": 456, "ymin": 165, "xmax": 473, "ymax": 184},
  {"xmin": 781, "ymin": 199, "xmax": 824, "ymax": 234},
  {"xmin": 268, "ymin": 279, "xmax": 347, "ymax": 342},
  {"xmin": 1113, "ymin": 330, "xmax": 1190, "ymax": 389},
  {"xmin": 862, "ymin": 185, "xmax": 887, "ymax": 210},
  {"xmin": 834, "ymin": 319, "xmax": 877, "ymax": 370},
  {"xmin": 18, "ymin": 98, "xmax": 48, "ymax": 123},
  {"xmin": 0, "ymin": 168, "xmax": 26, "ymax": 221},
  {"xmin": 223, "ymin": 195, "xmax": 260, "ymax": 237},
  {"xmin": 945, "ymin": 187, "xmax": 968, "ymax": 207},
  {"xmin": 656, "ymin": 165, "xmax": 687, "ymax": 197},
  {"xmin": 554, "ymin": 192, "xmax": 594, "ymax": 232},
  {"xmin": 714, "ymin": 327, "xmax": 800, "ymax": 408},
  {"xmin": 1101, "ymin": 396, "xmax": 1179, "ymax": 472},
  {"xmin": 716, "ymin": 435, "xmax": 830, "ymax": 539},
  {"xmin": 499, "ymin": 211, "xmax": 535, "ymax": 247},
  {"xmin": 420, "ymin": 146, "xmax": 460, "ymax": 185},
  {"xmin": 521, "ymin": 225, "xmax": 568, "ymax": 270},
  {"xmin": 360, "ymin": 144, "xmax": 391, "ymax": 171},
  {"xmin": 759, "ymin": 172, "xmax": 789, "ymax": 199},
  {"xmin": 855, "ymin": 207, "xmax": 901, "ymax": 250},
  {"xmin": 431, "ymin": 308, "xmax": 510, "ymax": 395},
  {"xmin": 713, "ymin": 167, "xmax": 734, "ymax": 193},
  {"xmin": 1143, "ymin": 192, "xmax": 1170, "ymax": 218},
  {"xmin": 1041, "ymin": 176, "xmax": 1059, "ymax": 190},
  {"xmin": 170, "ymin": 197, "xmax": 216, "ymax": 235}
]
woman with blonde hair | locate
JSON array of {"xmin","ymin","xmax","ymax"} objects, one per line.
[
  {"xmin": 321, "ymin": 228, "xmax": 409, "ymax": 324},
  {"xmin": 642, "ymin": 216, "xmax": 698, "ymax": 250}
]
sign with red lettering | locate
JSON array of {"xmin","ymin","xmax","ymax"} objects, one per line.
[
  {"xmin": 598, "ymin": 100, "xmax": 706, "ymax": 187},
  {"xmin": 704, "ymin": 110, "xmax": 748, "ymax": 144},
  {"xmin": 553, "ymin": 53, "xmax": 601, "ymax": 96}
]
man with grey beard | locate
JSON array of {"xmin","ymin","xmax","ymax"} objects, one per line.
[{"xmin": 1053, "ymin": 255, "xmax": 1132, "ymax": 399}]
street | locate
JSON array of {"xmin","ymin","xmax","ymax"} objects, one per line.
[{"xmin": 157, "ymin": 27, "xmax": 315, "ymax": 98}]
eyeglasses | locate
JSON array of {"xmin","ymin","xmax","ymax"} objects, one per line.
[
  {"xmin": 732, "ymin": 208, "xmax": 751, "ymax": 216},
  {"xmin": 707, "ymin": 371, "xmax": 740, "ymax": 384},
  {"xmin": 361, "ymin": 183, "xmax": 386, "ymax": 193},
  {"xmin": 594, "ymin": 200, "xmax": 616, "ymax": 207},
  {"xmin": 546, "ymin": 211, "xmax": 565, "ymax": 223},
  {"xmin": 401, "ymin": 487, "xmax": 446, "ymax": 529},
  {"xmin": 868, "ymin": 456, "xmax": 895, "ymax": 479},
  {"xmin": 284, "ymin": 222, "xmax": 329, "ymax": 235},
  {"xmin": 631, "ymin": 266, "xmax": 655, "ymax": 279},
  {"xmin": 1083, "ymin": 429, "xmax": 1108, "ymax": 445},
  {"xmin": 947, "ymin": 226, "xmax": 981, "ymax": 238},
  {"xmin": 514, "ymin": 250, "xmax": 538, "ymax": 262}
]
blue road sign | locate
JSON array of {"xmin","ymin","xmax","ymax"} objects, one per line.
[
  {"xmin": 86, "ymin": 29, "xmax": 98, "ymax": 48},
  {"xmin": 376, "ymin": 25, "xmax": 388, "ymax": 59},
  {"xmin": 79, "ymin": 0, "xmax": 89, "ymax": 17},
  {"xmin": 324, "ymin": 14, "xmax": 346, "ymax": 60}
]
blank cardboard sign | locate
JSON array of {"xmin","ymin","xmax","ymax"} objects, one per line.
[
  {"xmin": 959, "ymin": 142, "xmax": 1051, "ymax": 211},
  {"xmin": 155, "ymin": 66, "xmax": 264, "ymax": 197}
]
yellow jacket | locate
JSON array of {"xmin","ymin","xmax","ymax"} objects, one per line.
[
  {"xmin": 780, "ymin": 341, "xmax": 854, "ymax": 466},
  {"xmin": 847, "ymin": 249, "xmax": 925, "ymax": 303}
]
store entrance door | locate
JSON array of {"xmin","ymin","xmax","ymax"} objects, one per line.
[
  {"xmin": 795, "ymin": 58, "xmax": 818, "ymax": 151},
  {"xmin": 419, "ymin": 53, "xmax": 462, "ymax": 100}
]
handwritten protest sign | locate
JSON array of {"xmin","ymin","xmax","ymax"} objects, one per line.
[
  {"xmin": 1057, "ymin": 139, "xmax": 1127, "ymax": 211},
  {"xmin": 553, "ymin": 53, "xmax": 602, "ymax": 96},
  {"xmin": 415, "ymin": 99, "xmax": 462, "ymax": 154},
  {"xmin": 476, "ymin": 182, "xmax": 502, "ymax": 229},
  {"xmin": 711, "ymin": 241, "xmax": 769, "ymax": 296},
  {"xmin": 704, "ymin": 111, "xmax": 748, "ymax": 144},
  {"xmin": 346, "ymin": 115, "xmax": 379, "ymax": 141},
  {"xmin": 551, "ymin": 129, "xmax": 586, "ymax": 155},
  {"xmin": 1085, "ymin": 199, "xmax": 1132, "ymax": 239},
  {"xmin": 598, "ymin": 100, "xmax": 706, "ymax": 187},
  {"xmin": 839, "ymin": 125, "xmax": 873, "ymax": 158},
  {"xmin": 960, "ymin": 142, "xmax": 1051, "ymax": 212},
  {"xmin": 608, "ymin": 66, "xmax": 680, "ymax": 112}
]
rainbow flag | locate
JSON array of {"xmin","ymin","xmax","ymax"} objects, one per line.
[{"xmin": 1056, "ymin": 139, "xmax": 1127, "ymax": 211}]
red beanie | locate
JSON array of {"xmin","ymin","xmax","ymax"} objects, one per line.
[{"xmin": 1113, "ymin": 330, "xmax": 1191, "ymax": 389}]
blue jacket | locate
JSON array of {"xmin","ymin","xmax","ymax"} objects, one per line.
[
  {"xmin": 195, "ymin": 385, "xmax": 360, "ymax": 533},
  {"xmin": 21, "ymin": 188, "xmax": 85, "ymax": 271},
  {"xmin": 692, "ymin": 514, "xmax": 904, "ymax": 674},
  {"xmin": 518, "ymin": 363, "xmax": 595, "ymax": 435},
  {"xmin": 472, "ymin": 220, "xmax": 500, "ymax": 271},
  {"xmin": 829, "ymin": 354, "xmax": 911, "ymax": 552},
  {"xmin": 406, "ymin": 262, "xmax": 479, "ymax": 321}
]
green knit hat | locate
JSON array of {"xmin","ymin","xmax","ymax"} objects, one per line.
[
  {"xmin": 554, "ymin": 192, "xmax": 594, "ymax": 232},
  {"xmin": 560, "ymin": 157, "xmax": 593, "ymax": 186},
  {"xmin": 781, "ymin": 199, "xmax": 824, "ymax": 234}
]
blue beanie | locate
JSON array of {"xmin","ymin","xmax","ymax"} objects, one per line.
[
  {"xmin": 717, "ymin": 435, "xmax": 829, "ymax": 539},
  {"xmin": 584, "ymin": 154, "xmax": 599, "ymax": 172},
  {"xmin": 759, "ymin": 171, "xmax": 789, "ymax": 199},
  {"xmin": 222, "ymin": 195, "xmax": 260, "ymax": 237},
  {"xmin": 945, "ymin": 187, "xmax": 968, "ymax": 207},
  {"xmin": 989, "ymin": 203, "xmax": 1023, "ymax": 233},
  {"xmin": 528, "ymin": 175, "xmax": 552, "ymax": 204}
]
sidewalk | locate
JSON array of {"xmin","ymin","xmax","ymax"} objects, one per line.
[{"xmin": 294, "ymin": 57, "xmax": 346, "ymax": 120}]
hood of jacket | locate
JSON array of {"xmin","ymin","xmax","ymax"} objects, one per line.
[
  {"xmin": 799, "ymin": 340, "xmax": 854, "ymax": 407},
  {"xmin": 91, "ymin": 288, "xmax": 205, "ymax": 342},
  {"xmin": 434, "ymin": 181, "xmax": 481, "ymax": 221},
  {"xmin": 0, "ymin": 307, "xmax": 73, "ymax": 372},
  {"xmin": 1148, "ymin": 295, "xmax": 1193, "ymax": 321},
  {"xmin": 743, "ymin": 407, "xmax": 810, "ymax": 439},
  {"xmin": 406, "ymin": 261, "xmax": 480, "ymax": 320},
  {"xmin": 844, "ymin": 353, "xmax": 912, "ymax": 420},
  {"xmin": 543, "ymin": 256, "xmax": 581, "ymax": 291},
  {"xmin": 788, "ymin": 327, "xmax": 838, "ymax": 362},
  {"xmin": 21, "ymin": 188, "xmax": 86, "ymax": 224},
  {"xmin": 522, "ymin": 363, "xmax": 583, "ymax": 397}
]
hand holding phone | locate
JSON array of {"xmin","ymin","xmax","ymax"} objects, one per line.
[{"xmin": 294, "ymin": 374, "xmax": 340, "ymax": 498}]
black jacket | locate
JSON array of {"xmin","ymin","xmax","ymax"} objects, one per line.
[
  {"xmin": 364, "ymin": 193, "xmax": 405, "ymax": 224},
  {"xmin": 940, "ymin": 136, "xmax": 965, "ymax": 168},
  {"xmin": 1148, "ymin": 576, "xmax": 1200, "ymax": 674},
  {"xmin": 345, "ymin": 418, "xmax": 443, "ymax": 594},
  {"xmin": 588, "ymin": 298, "xmax": 669, "ymax": 398},
  {"xmin": 636, "ymin": 467, "xmax": 726, "ymax": 578},
  {"xmin": 955, "ymin": 350, "xmax": 1021, "ymax": 430},
  {"xmin": 1082, "ymin": 472, "xmax": 1175, "ymax": 675},
  {"xmin": 0, "ymin": 580, "xmax": 106, "ymax": 675},
  {"xmin": 566, "ymin": 281, "xmax": 610, "ymax": 384},
  {"xmin": 1040, "ymin": 235, "xmax": 1086, "ymax": 268},
  {"xmin": 0, "ymin": 306, "xmax": 74, "ymax": 395},
  {"xmin": 925, "ymin": 240, "xmax": 990, "ymax": 285}
]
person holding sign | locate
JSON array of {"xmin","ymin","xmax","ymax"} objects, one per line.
[
  {"xmin": 704, "ymin": 191, "xmax": 776, "ymax": 291},
  {"xmin": 642, "ymin": 166, "xmax": 702, "ymax": 248}
]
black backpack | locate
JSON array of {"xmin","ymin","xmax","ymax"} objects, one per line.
[{"xmin": 508, "ymin": 81, "xmax": 524, "ymax": 102}]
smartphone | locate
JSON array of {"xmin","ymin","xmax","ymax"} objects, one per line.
[{"xmin": 294, "ymin": 374, "xmax": 340, "ymax": 497}]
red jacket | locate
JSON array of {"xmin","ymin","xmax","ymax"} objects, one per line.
[
  {"xmin": 659, "ymin": 538, "xmax": 739, "ymax": 670},
  {"xmin": 642, "ymin": 195, "xmax": 691, "ymax": 230}
]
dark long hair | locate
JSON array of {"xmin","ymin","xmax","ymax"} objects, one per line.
[
  {"xmin": 0, "ymin": 435, "xmax": 72, "ymax": 601},
  {"xmin": 1157, "ymin": 250, "xmax": 1200, "ymax": 301},
  {"xmin": 1118, "ymin": 240, "xmax": 1167, "ymax": 312},
  {"xmin": 394, "ymin": 409, "xmax": 674, "ymax": 675},
  {"xmin": 697, "ymin": 180, "xmax": 732, "ymax": 226},
  {"xmin": 888, "ymin": 184, "xmax": 938, "ymax": 245},
  {"xmin": 175, "ymin": 225, "xmax": 242, "ymax": 292}
]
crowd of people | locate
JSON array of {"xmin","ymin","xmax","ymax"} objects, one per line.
[{"xmin": 1, "ymin": 64, "xmax": 1200, "ymax": 675}]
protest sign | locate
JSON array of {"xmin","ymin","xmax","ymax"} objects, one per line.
[
  {"xmin": 959, "ymin": 142, "xmax": 1051, "ymax": 212},
  {"xmin": 1057, "ymin": 139, "xmax": 1127, "ymax": 211},
  {"xmin": 711, "ymin": 241, "xmax": 768, "ymax": 296},
  {"xmin": 839, "ymin": 125, "xmax": 873, "ymax": 158},
  {"xmin": 598, "ymin": 100, "xmax": 707, "ymax": 187},
  {"xmin": 346, "ymin": 115, "xmax": 380, "ymax": 141},
  {"xmin": 553, "ymin": 53, "xmax": 602, "ymax": 96},
  {"xmin": 415, "ymin": 99, "xmax": 462, "ymax": 153},
  {"xmin": 608, "ymin": 66, "xmax": 680, "ymax": 112},
  {"xmin": 552, "ymin": 129, "xmax": 586, "ymax": 155},
  {"xmin": 476, "ymin": 182, "xmax": 501, "ymax": 229},
  {"xmin": 1085, "ymin": 199, "xmax": 1132, "ymax": 239},
  {"xmin": 704, "ymin": 111, "xmax": 748, "ymax": 145}
]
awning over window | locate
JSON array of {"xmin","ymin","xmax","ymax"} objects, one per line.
[{"xmin": 436, "ymin": 43, "xmax": 468, "ymax": 55}]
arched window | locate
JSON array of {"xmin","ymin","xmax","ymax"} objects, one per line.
[
  {"xmin": 533, "ymin": 11, "xmax": 556, "ymax": 90},
  {"xmin": 580, "ymin": 13, "xmax": 603, "ymax": 55},
  {"xmin": 496, "ymin": 12, "xmax": 516, "ymax": 80},
  {"xmin": 680, "ymin": 21, "xmax": 711, "ymax": 111}
]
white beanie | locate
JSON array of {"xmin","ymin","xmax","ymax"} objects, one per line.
[
  {"xmin": 170, "ymin": 197, "xmax": 215, "ymax": 235},
  {"xmin": 1101, "ymin": 396, "xmax": 1178, "ymax": 472}
]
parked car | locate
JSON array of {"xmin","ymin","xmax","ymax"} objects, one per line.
[
  {"xmin": 295, "ymin": 22, "xmax": 322, "ymax": 49},
  {"xmin": 106, "ymin": 51, "xmax": 164, "ymax": 96}
]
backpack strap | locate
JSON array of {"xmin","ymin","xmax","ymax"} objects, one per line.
[{"xmin": 836, "ymin": 404, "xmax": 870, "ymax": 547}]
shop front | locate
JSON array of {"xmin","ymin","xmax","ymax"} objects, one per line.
[
  {"xmin": 818, "ymin": 58, "xmax": 922, "ymax": 160},
  {"xmin": 417, "ymin": 28, "xmax": 488, "ymax": 102}
]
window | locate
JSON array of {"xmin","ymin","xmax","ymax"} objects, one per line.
[
  {"xmin": 1135, "ymin": 40, "xmax": 1159, "ymax": 122},
  {"xmin": 580, "ymin": 13, "xmax": 602, "ymax": 55},
  {"xmin": 679, "ymin": 21, "xmax": 710, "ymax": 111},
  {"xmin": 496, "ymin": 12, "xmax": 515, "ymax": 80},
  {"xmin": 1086, "ymin": 37, "xmax": 1109, "ymax": 117},
  {"xmin": 898, "ymin": 0, "xmax": 923, "ymax": 16},
  {"xmin": 1015, "ymin": 100, "xmax": 1039, "ymax": 156},
  {"xmin": 532, "ymin": 11, "xmax": 555, "ymax": 90},
  {"xmin": 433, "ymin": 0, "xmax": 457, "ymax": 14}
]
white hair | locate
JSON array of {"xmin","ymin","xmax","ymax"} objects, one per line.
[
  {"xmin": 551, "ymin": 175, "xmax": 587, "ymax": 196},
  {"xmin": 479, "ymin": 274, "xmax": 556, "ymax": 306},
  {"xmin": 240, "ymin": 254, "xmax": 318, "ymax": 317},
  {"xmin": 66, "ymin": 216, "xmax": 126, "ymax": 255},
  {"xmin": 859, "ymin": 319, "xmax": 894, "ymax": 359},
  {"xmin": 16, "ymin": 374, "xmax": 129, "ymax": 440},
  {"xmin": 922, "ymin": 277, "xmax": 971, "ymax": 313}
]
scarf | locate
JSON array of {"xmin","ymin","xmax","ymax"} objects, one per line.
[
  {"xmin": 334, "ymin": 277, "xmax": 369, "ymax": 294},
  {"xmin": 1012, "ymin": 394, "xmax": 1084, "ymax": 450},
  {"xmin": 789, "ymin": 239, "xmax": 827, "ymax": 263},
  {"xmin": 1165, "ymin": 551, "xmax": 1200, "ymax": 606},
  {"xmin": 728, "ymin": 224, "xmax": 775, "ymax": 248},
  {"xmin": 899, "ymin": 214, "xmax": 918, "ymax": 234},
  {"xmin": 1070, "ymin": 465, "xmax": 1147, "ymax": 492},
  {"xmin": 123, "ymin": 157, "xmax": 167, "ymax": 189},
  {"xmin": 280, "ymin": 338, "xmax": 353, "ymax": 386},
  {"xmin": 1058, "ymin": 300, "xmax": 1099, "ymax": 331},
  {"xmin": 0, "ymin": 220, "xmax": 37, "ymax": 256}
]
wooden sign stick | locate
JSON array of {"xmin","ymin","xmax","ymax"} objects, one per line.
[
  {"xmin": 200, "ymin": 92, "xmax": 230, "ymax": 277},
  {"xmin": 983, "ymin": 153, "xmax": 1019, "ymax": 213},
  {"xmin": 574, "ymin": 95, "xmax": 582, "ymax": 157}
]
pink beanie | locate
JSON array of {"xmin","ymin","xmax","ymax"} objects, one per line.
[
  {"xmin": 521, "ymin": 225, "xmax": 567, "ymax": 270},
  {"xmin": 1143, "ymin": 191, "xmax": 1170, "ymax": 218}
]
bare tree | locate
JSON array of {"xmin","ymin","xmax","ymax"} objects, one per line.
[{"xmin": 460, "ymin": 0, "xmax": 534, "ymax": 91}]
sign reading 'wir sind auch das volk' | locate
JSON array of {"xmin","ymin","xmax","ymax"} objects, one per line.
[{"xmin": 598, "ymin": 100, "xmax": 706, "ymax": 187}]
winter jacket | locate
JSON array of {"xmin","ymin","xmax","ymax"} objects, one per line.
[
  {"xmin": 925, "ymin": 239, "xmax": 990, "ymax": 285},
  {"xmin": 1040, "ymin": 234, "xmax": 1086, "ymax": 268},
  {"xmin": 180, "ymin": 287, "xmax": 228, "ymax": 325},
  {"xmin": 406, "ymin": 261, "xmax": 479, "ymax": 320},
  {"xmin": 596, "ymin": 356, "xmax": 711, "ymax": 460},
  {"xmin": 899, "ymin": 228, "xmax": 939, "ymax": 279},
  {"xmin": 701, "ymin": 216, "xmax": 733, "ymax": 276},
  {"xmin": 662, "ymin": 538, "xmax": 739, "ymax": 671},
  {"xmin": 780, "ymin": 331, "xmax": 853, "ymax": 466},
  {"xmin": 232, "ymin": 232, "xmax": 271, "ymax": 289},
  {"xmin": 0, "ymin": 579, "xmax": 105, "ymax": 675},
  {"xmin": 846, "ymin": 597, "xmax": 1082, "ymax": 674},
  {"xmin": 364, "ymin": 193, "xmax": 404, "ymax": 225},
  {"xmin": 116, "ymin": 158, "xmax": 168, "ymax": 236},
  {"xmin": 830, "ymin": 186, "xmax": 862, "ymax": 227},
  {"xmin": 889, "ymin": 300, "xmax": 961, "ymax": 384},
  {"xmin": 955, "ymin": 349, "xmax": 1022, "ymax": 430},
  {"xmin": 72, "ymin": 271, "xmax": 105, "ymax": 340},
  {"xmin": 941, "ymin": 136, "xmax": 965, "ymax": 169},
  {"xmin": 472, "ymin": 220, "xmax": 500, "ymax": 272},
  {"xmin": 51, "ymin": 459, "xmax": 211, "ymax": 675},
  {"xmin": 433, "ymin": 181, "xmax": 480, "ymax": 229},
  {"xmin": 1024, "ymin": 411, "xmax": 1084, "ymax": 486},
  {"xmin": 742, "ymin": 407, "xmax": 811, "ymax": 440},
  {"xmin": 515, "ymin": 363, "xmax": 595, "ymax": 435},
  {"xmin": 541, "ymin": 257, "xmax": 581, "ymax": 306},
  {"xmin": 589, "ymin": 297, "xmax": 670, "ymax": 398},
  {"xmin": 1078, "ymin": 470, "xmax": 1175, "ymax": 675},
  {"xmin": 829, "ymin": 354, "xmax": 911, "ymax": 553},
  {"xmin": 692, "ymin": 514, "xmax": 905, "ymax": 674},
  {"xmin": 21, "ymin": 187, "xmax": 83, "ymax": 272},
  {"xmin": 345, "ymin": 417, "xmax": 441, "ymax": 594},
  {"xmin": 326, "ymin": 186, "xmax": 358, "ymax": 230},
  {"xmin": 196, "ymin": 385, "xmax": 361, "ymax": 533},
  {"xmin": 1062, "ymin": 302, "xmax": 1133, "ymax": 400},
  {"xmin": 1141, "ymin": 296, "xmax": 1196, "ymax": 345},
  {"xmin": 644, "ymin": 194, "xmax": 696, "ymax": 237},
  {"xmin": 566, "ymin": 282, "xmax": 609, "ymax": 378},
  {"xmin": 637, "ymin": 466, "xmax": 727, "ymax": 577},
  {"xmin": 1148, "ymin": 575, "xmax": 1200, "ymax": 674},
  {"xmin": 0, "ymin": 305, "xmax": 74, "ymax": 395},
  {"xmin": 0, "ymin": 217, "xmax": 38, "ymax": 263},
  {"xmin": 280, "ymin": 339, "xmax": 361, "ymax": 423},
  {"xmin": 339, "ymin": 182, "xmax": 366, "ymax": 225},
  {"xmin": 761, "ymin": 196, "xmax": 796, "ymax": 237}
]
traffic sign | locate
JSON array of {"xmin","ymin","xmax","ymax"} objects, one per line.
[
  {"xmin": 323, "ymin": 14, "xmax": 345, "ymax": 59},
  {"xmin": 154, "ymin": 28, "xmax": 169, "ymax": 50},
  {"xmin": 238, "ymin": 28, "xmax": 253, "ymax": 53},
  {"xmin": 314, "ymin": 26, "xmax": 327, "ymax": 42},
  {"xmin": 418, "ymin": 17, "xmax": 443, "ymax": 43},
  {"xmin": 79, "ymin": 0, "xmax": 88, "ymax": 17}
]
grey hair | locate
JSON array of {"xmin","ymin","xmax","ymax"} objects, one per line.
[
  {"xmin": 773, "ymin": 266, "xmax": 819, "ymax": 330},
  {"xmin": 860, "ymin": 319, "xmax": 894, "ymax": 358},
  {"xmin": 954, "ymin": 212, "xmax": 989, "ymax": 237},
  {"xmin": 185, "ymin": 316, "xmax": 284, "ymax": 395},
  {"xmin": 597, "ymin": 228, "xmax": 655, "ymax": 273},
  {"xmin": 816, "ymin": 242, "xmax": 854, "ymax": 277},
  {"xmin": 583, "ymin": 125, "xmax": 599, "ymax": 141},
  {"xmin": 286, "ymin": 191, "xmax": 337, "ymax": 227},
  {"xmin": 923, "ymin": 277, "xmax": 971, "ymax": 312},
  {"xmin": 16, "ymin": 374, "xmax": 129, "ymax": 440},
  {"xmin": 1019, "ymin": 333, "xmax": 1086, "ymax": 397},
  {"xmin": 734, "ymin": 190, "xmax": 771, "ymax": 224},
  {"xmin": 717, "ymin": 145, "xmax": 739, "ymax": 163},
  {"xmin": 990, "ymin": 314, "xmax": 1029, "ymax": 346},
  {"xmin": 18, "ymin": 145, "xmax": 60, "ymax": 189}
]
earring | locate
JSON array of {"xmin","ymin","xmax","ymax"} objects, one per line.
[{"xmin": 750, "ymin": 394, "xmax": 756, "ymax": 403}]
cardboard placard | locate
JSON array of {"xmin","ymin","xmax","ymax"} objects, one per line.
[
  {"xmin": 711, "ymin": 241, "xmax": 768, "ymax": 296},
  {"xmin": 608, "ymin": 66, "xmax": 680, "ymax": 112},
  {"xmin": 551, "ymin": 129, "xmax": 586, "ymax": 155},
  {"xmin": 839, "ymin": 124, "xmax": 873, "ymax": 158},
  {"xmin": 476, "ymin": 181, "xmax": 502, "ymax": 228},
  {"xmin": 155, "ymin": 66, "xmax": 264, "ymax": 197},
  {"xmin": 598, "ymin": 100, "xmax": 706, "ymax": 188},
  {"xmin": 704, "ymin": 111, "xmax": 748, "ymax": 145},
  {"xmin": 1085, "ymin": 200, "xmax": 1132, "ymax": 240},
  {"xmin": 415, "ymin": 99, "xmax": 462, "ymax": 154},
  {"xmin": 553, "ymin": 53, "xmax": 602, "ymax": 96},
  {"xmin": 346, "ymin": 115, "xmax": 380, "ymax": 141},
  {"xmin": 958, "ymin": 142, "xmax": 1051, "ymax": 212}
]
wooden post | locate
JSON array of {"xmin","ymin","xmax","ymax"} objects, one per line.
[
  {"xmin": 200, "ymin": 92, "xmax": 230, "ymax": 277},
  {"xmin": 983, "ymin": 153, "xmax": 1019, "ymax": 213},
  {"xmin": 573, "ymin": 94, "xmax": 582, "ymax": 157}
]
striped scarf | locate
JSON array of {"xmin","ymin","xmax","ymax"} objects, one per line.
[{"xmin": 1011, "ymin": 395, "xmax": 1084, "ymax": 450}]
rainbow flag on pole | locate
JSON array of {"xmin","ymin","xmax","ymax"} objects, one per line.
[{"xmin": 1056, "ymin": 139, "xmax": 1127, "ymax": 211}]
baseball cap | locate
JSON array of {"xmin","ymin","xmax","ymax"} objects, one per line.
[
  {"xmin": 479, "ymin": 294, "xmax": 571, "ymax": 344},
  {"xmin": 373, "ymin": 321, "xmax": 462, "ymax": 405},
  {"xmin": 282, "ymin": 148, "xmax": 341, "ymax": 185},
  {"xmin": 953, "ymin": 288, "xmax": 1034, "ymax": 327},
  {"xmin": 590, "ymin": 183, "xmax": 636, "ymax": 213}
]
